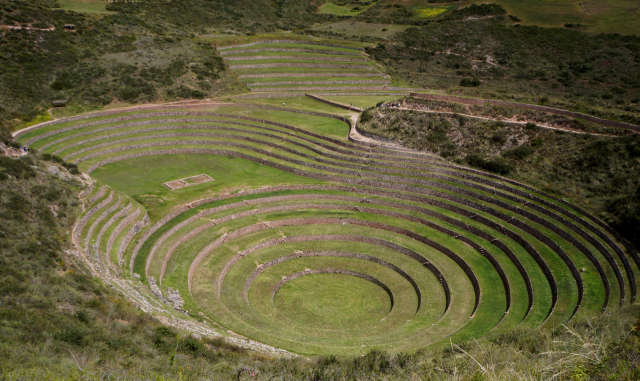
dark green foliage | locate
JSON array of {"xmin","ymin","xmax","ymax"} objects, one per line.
[
  {"xmin": 502, "ymin": 144, "xmax": 533, "ymax": 159},
  {"xmin": 55, "ymin": 326, "xmax": 87, "ymax": 346},
  {"xmin": 465, "ymin": 154, "xmax": 513, "ymax": 175},
  {"xmin": 442, "ymin": 4, "xmax": 507, "ymax": 21},
  {"xmin": 460, "ymin": 77, "xmax": 481, "ymax": 87}
]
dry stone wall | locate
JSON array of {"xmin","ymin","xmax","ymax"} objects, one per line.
[
  {"xmin": 114, "ymin": 207, "xmax": 140, "ymax": 264},
  {"xmin": 251, "ymin": 86, "xmax": 412, "ymax": 92},
  {"xmin": 226, "ymin": 55, "xmax": 367, "ymax": 62},
  {"xmin": 106, "ymin": 202, "xmax": 133, "ymax": 261},
  {"xmin": 230, "ymin": 63, "xmax": 375, "ymax": 70},
  {"xmin": 249, "ymin": 80, "xmax": 390, "ymax": 86},
  {"xmin": 305, "ymin": 93, "xmax": 362, "ymax": 112},
  {"xmin": 86, "ymin": 195, "xmax": 122, "ymax": 249},
  {"xmin": 217, "ymin": 40, "xmax": 362, "ymax": 51},
  {"xmin": 238, "ymin": 73, "xmax": 388, "ymax": 78},
  {"xmin": 76, "ymin": 189, "xmax": 113, "ymax": 242}
]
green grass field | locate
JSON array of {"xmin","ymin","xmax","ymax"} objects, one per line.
[{"xmin": 57, "ymin": 0, "xmax": 116, "ymax": 15}]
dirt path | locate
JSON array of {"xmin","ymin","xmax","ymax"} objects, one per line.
[{"xmin": 391, "ymin": 106, "xmax": 619, "ymax": 137}]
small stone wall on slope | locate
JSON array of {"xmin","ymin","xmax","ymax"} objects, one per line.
[
  {"xmin": 75, "ymin": 189, "xmax": 114, "ymax": 242},
  {"xmin": 305, "ymin": 93, "xmax": 362, "ymax": 112},
  {"xmin": 238, "ymin": 73, "xmax": 388, "ymax": 79},
  {"xmin": 251, "ymin": 86, "xmax": 412, "ymax": 92},
  {"xmin": 220, "ymin": 48, "xmax": 362, "ymax": 56},
  {"xmin": 226, "ymin": 55, "xmax": 368, "ymax": 62},
  {"xmin": 230, "ymin": 63, "xmax": 375, "ymax": 70},
  {"xmin": 217, "ymin": 40, "xmax": 362, "ymax": 51},
  {"xmin": 249, "ymin": 80, "xmax": 390, "ymax": 87},
  {"xmin": 114, "ymin": 207, "xmax": 140, "ymax": 264},
  {"xmin": 106, "ymin": 202, "xmax": 133, "ymax": 262},
  {"xmin": 86, "ymin": 195, "xmax": 122, "ymax": 250}
]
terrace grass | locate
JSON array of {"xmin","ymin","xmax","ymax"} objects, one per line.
[
  {"xmin": 139, "ymin": 187, "xmax": 554, "ymax": 329},
  {"xmin": 188, "ymin": 222, "xmax": 479, "ymax": 356}
]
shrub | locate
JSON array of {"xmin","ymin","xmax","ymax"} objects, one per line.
[
  {"xmin": 0, "ymin": 157, "xmax": 36, "ymax": 180},
  {"xmin": 460, "ymin": 78, "xmax": 481, "ymax": 87},
  {"xmin": 465, "ymin": 154, "xmax": 513, "ymax": 175},
  {"xmin": 491, "ymin": 130, "xmax": 508, "ymax": 144},
  {"xmin": 503, "ymin": 145, "xmax": 533, "ymax": 159},
  {"xmin": 525, "ymin": 122, "xmax": 538, "ymax": 131},
  {"xmin": 55, "ymin": 326, "xmax": 87, "ymax": 346}
]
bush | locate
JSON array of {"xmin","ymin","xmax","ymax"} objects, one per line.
[
  {"xmin": 491, "ymin": 130, "xmax": 508, "ymax": 144},
  {"xmin": 465, "ymin": 154, "xmax": 513, "ymax": 175},
  {"xmin": 55, "ymin": 326, "xmax": 87, "ymax": 346},
  {"xmin": 0, "ymin": 157, "xmax": 36, "ymax": 180},
  {"xmin": 460, "ymin": 78, "xmax": 481, "ymax": 87}
]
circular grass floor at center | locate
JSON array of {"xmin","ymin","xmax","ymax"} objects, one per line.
[{"xmin": 273, "ymin": 273, "xmax": 392, "ymax": 330}]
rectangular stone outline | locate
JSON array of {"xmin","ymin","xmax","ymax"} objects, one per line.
[{"xmin": 163, "ymin": 174, "xmax": 214, "ymax": 190}]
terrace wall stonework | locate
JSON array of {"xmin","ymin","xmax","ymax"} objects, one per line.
[
  {"xmin": 220, "ymin": 48, "xmax": 362, "ymax": 56},
  {"xmin": 230, "ymin": 63, "xmax": 375, "ymax": 70},
  {"xmin": 226, "ymin": 56, "xmax": 367, "ymax": 62},
  {"xmin": 249, "ymin": 80, "xmax": 390, "ymax": 86},
  {"xmin": 238, "ymin": 73, "xmax": 388, "ymax": 78},
  {"xmin": 216, "ymin": 40, "xmax": 363, "ymax": 51}
]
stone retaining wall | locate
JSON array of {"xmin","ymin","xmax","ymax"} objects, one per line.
[
  {"xmin": 230, "ymin": 63, "xmax": 375, "ymax": 70},
  {"xmin": 249, "ymin": 80, "xmax": 390, "ymax": 87},
  {"xmin": 106, "ymin": 202, "xmax": 133, "ymax": 262},
  {"xmin": 245, "ymin": 251, "xmax": 421, "ymax": 311},
  {"xmin": 409, "ymin": 93, "xmax": 640, "ymax": 133},
  {"xmin": 157, "ymin": 184, "xmax": 548, "ymax": 318},
  {"xmin": 121, "ymin": 212, "xmax": 149, "ymax": 268},
  {"xmin": 75, "ymin": 189, "xmax": 113, "ymax": 242},
  {"xmin": 96, "ymin": 197, "xmax": 127, "ymax": 255},
  {"xmin": 251, "ymin": 86, "xmax": 412, "ymax": 92},
  {"xmin": 199, "ymin": 217, "xmax": 470, "ymax": 314},
  {"xmin": 114, "ymin": 207, "xmax": 140, "ymax": 264},
  {"xmin": 89, "ymin": 185, "xmax": 106, "ymax": 204},
  {"xmin": 238, "ymin": 73, "xmax": 388, "ymax": 78},
  {"xmin": 87, "ymin": 195, "xmax": 122, "ymax": 250},
  {"xmin": 151, "ymin": 191, "xmax": 528, "ymax": 318},
  {"xmin": 234, "ymin": 92, "xmax": 405, "ymax": 98},
  {"xmin": 305, "ymin": 93, "xmax": 362, "ymax": 112},
  {"xmin": 217, "ymin": 40, "xmax": 362, "ymax": 51},
  {"xmin": 220, "ymin": 48, "xmax": 362, "ymax": 56},
  {"xmin": 226, "ymin": 55, "xmax": 367, "ymax": 62}
]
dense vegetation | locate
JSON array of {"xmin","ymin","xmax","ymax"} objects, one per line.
[{"xmin": 364, "ymin": 19, "xmax": 640, "ymax": 121}]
